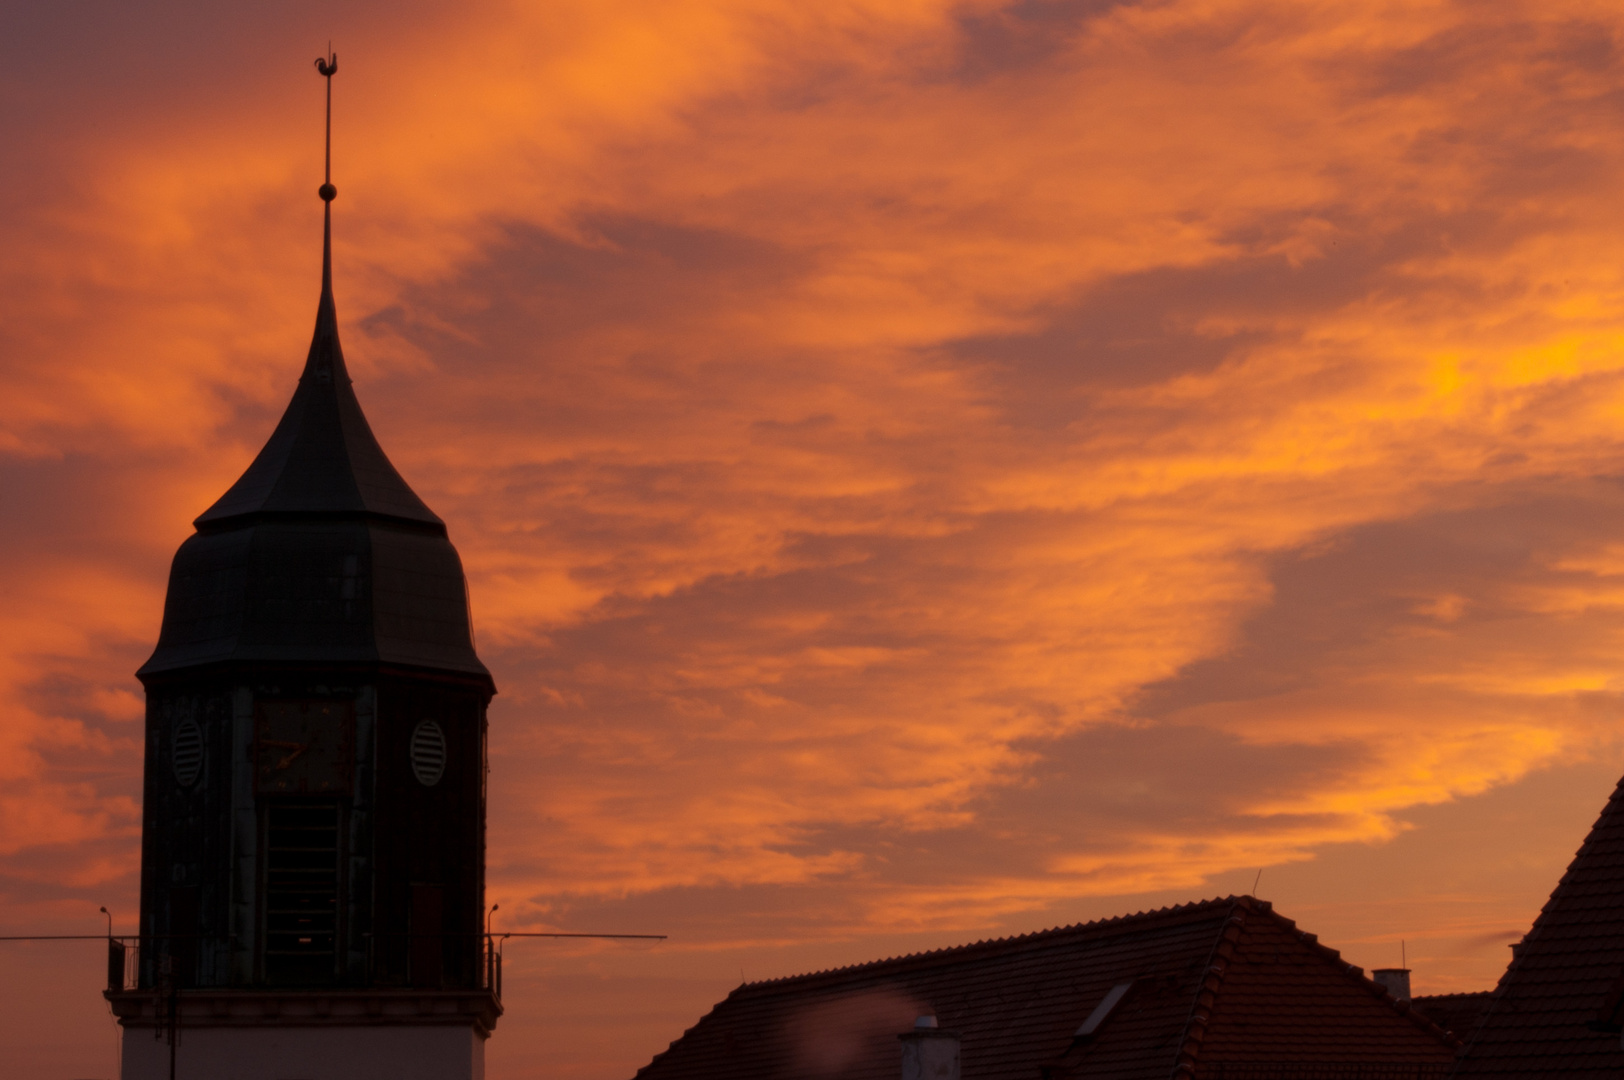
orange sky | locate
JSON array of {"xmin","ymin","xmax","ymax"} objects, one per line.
[{"xmin": 8, "ymin": 1, "xmax": 1624, "ymax": 1075}]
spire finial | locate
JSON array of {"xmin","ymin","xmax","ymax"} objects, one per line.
[
  {"xmin": 315, "ymin": 47, "xmax": 337, "ymax": 202},
  {"xmin": 314, "ymin": 48, "xmax": 338, "ymax": 295}
]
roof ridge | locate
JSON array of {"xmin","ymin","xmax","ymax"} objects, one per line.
[{"xmin": 733, "ymin": 895, "xmax": 1246, "ymax": 992}]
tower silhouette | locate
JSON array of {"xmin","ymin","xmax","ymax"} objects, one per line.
[{"xmin": 107, "ymin": 54, "xmax": 500, "ymax": 1080}]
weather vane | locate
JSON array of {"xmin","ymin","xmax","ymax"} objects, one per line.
[{"xmin": 315, "ymin": 47, "xmax": 338, "ymax": 204}]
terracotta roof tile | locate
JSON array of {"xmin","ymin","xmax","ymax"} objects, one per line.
[
  {"xmin": 1452, "ymin": 774, "xmax": 1624, "ymax": 1078},
  {"xmin": 633, "ymin": 897, "xmax": 1456, "ymax": 1080}
]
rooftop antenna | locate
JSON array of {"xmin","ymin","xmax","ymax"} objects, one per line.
[
  {"xmin": 314, "ymin": 46, "xmax": 338, "ymax": 294},
  {"xmin": 1252, "ymin": 868, "xmax": 1263, "ymax": 896}
]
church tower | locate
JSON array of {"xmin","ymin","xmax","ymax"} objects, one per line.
[{"xmin": 108, "ymin": 56, "xmax": 500, "ymax": 1080}]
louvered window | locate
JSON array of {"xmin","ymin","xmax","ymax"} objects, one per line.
[
  {"xmin": 411, "ymin": 721, "xmax": 447, "ymax": 787},
  {"xmin": 172, "ymin": 718, "xmax": 203, "ymax": 787}
]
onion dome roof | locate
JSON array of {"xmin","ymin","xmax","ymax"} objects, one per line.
[{"xmin": 139, "ymin": 196, "xmax": 490, "ymax": 687}]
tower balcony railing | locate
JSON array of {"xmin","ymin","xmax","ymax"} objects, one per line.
[
  {"xmin": 104, "ymin": 932, "xmax": 501, "ymax": 998},
  {"xmin": 484, "ymin": 934, "xmax": 503, "ymax": 1000},
  {"xmin": 104, "ymin": 929, "xmax": 653, "ymax": 1001},
  {"xmin": 108, "ymin": 938, "xmax": 140, "ymax": 992},
  {"xmin": 354, "ymin": 930, "xmax": 504, "ymax": 997}
]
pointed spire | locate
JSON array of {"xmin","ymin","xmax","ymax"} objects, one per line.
[
  {"xmin": 309, "ymin": 49, "xmax": 342, "ymax": 388},
  {"xmin": 140, "ymin": 53, "xmax": 489, "ymax": 685},
  {"xmin": 193, "ymin": 52, "xmax": 440, "ymax": 529}
]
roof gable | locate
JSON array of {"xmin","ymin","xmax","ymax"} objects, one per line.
[
  {"xmin": 1453, "ymin": 773, "xmax": 1624, "ymax": 1078},
  {"xmin": 1192, "ymin": 908, "xmax": 1457, "ymax": 1077}
]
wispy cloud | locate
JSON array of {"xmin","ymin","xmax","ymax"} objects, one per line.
[{"xmin": 8, "ymin": 0, "xmax": 1624, "ymax": 1075}]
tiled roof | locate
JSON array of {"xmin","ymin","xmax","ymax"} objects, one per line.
[
  {"xmin": 1452, "ymin": 773, "xmax": 1624, "ymax": 1078},
  {"xmin": 633, "ymin": 896, "xmax": 1457, "ymax": 1080},
  {"xmin": 1411, "ymin": 993, "xmax": 1494, "ymax": 1044}
]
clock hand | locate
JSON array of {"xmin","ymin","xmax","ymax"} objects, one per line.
[{"xmin": 259, "ymin": 740, "xmax": 312, "ymax": 769}]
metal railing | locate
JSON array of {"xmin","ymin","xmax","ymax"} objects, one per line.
[
  {"xmin": 484, "ymin": 934, "xmax": 502, "ymax": 999},
  {"xmin": 4, "ymin": 926, "xmax": 661, "ymax": 998},
  {"xmin": 109, "ymin": 938, "xmax": 140, "ymax": 991}
]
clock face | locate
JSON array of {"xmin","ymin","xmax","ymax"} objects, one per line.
[{"xmin": 255, "ymin": 701, "xmax": 354, "ymax": 795}]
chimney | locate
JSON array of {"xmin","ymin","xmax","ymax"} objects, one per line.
[
  {"xmin": 900, "ymin": 1015, "xmax": 960, "ymax": 1080},
  {"xmin": 1372, "ymin": 968, "xmax": 1411, "ymax": 1001}
]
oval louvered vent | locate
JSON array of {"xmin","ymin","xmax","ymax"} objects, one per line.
[
  {"xmin": 410, "ymin": 721, "xmax": 447, "ymax": 787},
  {"xmin": 172, "ymin": 719, "xmax": 203, "ymax": 787}
]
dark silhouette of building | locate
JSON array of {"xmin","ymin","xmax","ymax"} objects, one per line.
[
  {"xmin": 1409, "ymin": 992, "xmax": 1494, "ymax": 1047},
  {"xmin": 106, "ymin": 60, "xmax": 498, "ymax": 1080},
  {"xmin": 1448, "ymin": 776, "xmax": 1624, "ymax": 1078},
  {"xmin": 634, "ymin": 896, "xmax": 1458, "ymax": 1080}
]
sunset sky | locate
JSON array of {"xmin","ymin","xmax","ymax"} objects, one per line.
[{"xmin": 8, "ymin": 1, "xmax": 1624, "ymax": 1076}]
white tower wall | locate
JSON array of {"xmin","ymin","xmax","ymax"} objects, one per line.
[{"xmin": 120, "ymin": 1023, "xmax": 485, "ymax": 1080}]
